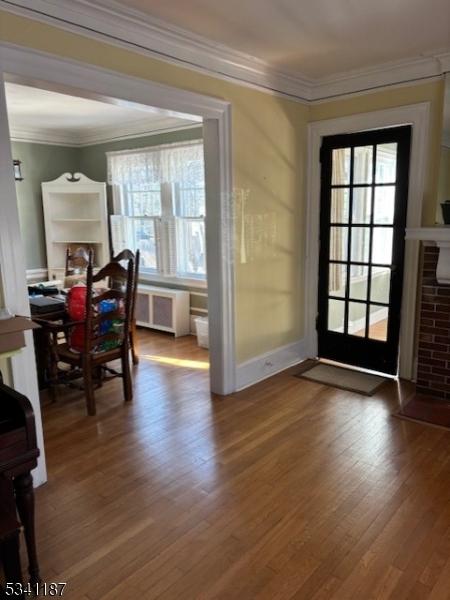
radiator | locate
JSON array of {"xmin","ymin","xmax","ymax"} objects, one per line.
[{"xmin": 135, "ymin": 284, "xmax": 190, "ymax": 337}]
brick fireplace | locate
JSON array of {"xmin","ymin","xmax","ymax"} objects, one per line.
[{"xmin": 416, "ymin": 245, "xmax": 450, "ymax": 400}]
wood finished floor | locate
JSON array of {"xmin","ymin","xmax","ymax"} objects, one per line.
[{"xmin": 34, "ymin": 330, "xmax": 450, "ymax": 599}]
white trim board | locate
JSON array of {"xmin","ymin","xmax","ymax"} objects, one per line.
[
  {"xmin": 306, "ymin": 102, "xmax": 430, "ymax": 381},
  {"xmin": 1, "ymin": 0, "xmax": 449, "ymax": 102},
  {"xmin": 0, "ymin": 76, "xmax": 47, "ymax": 486},
  {"xmin": 236, "ymin": 338, "xmax": 308, "ymax": 391},
  {"xmin": 26, "ymin": 268, "xmax": 48, "ymax": 281}
]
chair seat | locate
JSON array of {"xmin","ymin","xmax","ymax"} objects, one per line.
[{"xmin": 56, "ymin": 343, "xmax": 124, "ymax": 365}]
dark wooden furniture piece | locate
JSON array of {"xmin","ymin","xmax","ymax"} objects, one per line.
[
  {"xmin": 39, "ymin": 259, "xmax": 135, "ymax": 416},
  {"xmin": 0, "ymin": 477, "xmax": 23, "ymax": 591},
  {"xmin": 0, "ymin": 380, "xmax": 40, "ymax": 585},
  {"xmin": 111, "ymin": 249, "xmax": 140, "ymax": 366},
  {"xmin": 30, "ymin": 302, "xmax": 66, "ymax": 391}
]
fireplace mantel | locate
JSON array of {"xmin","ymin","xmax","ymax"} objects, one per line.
[{"xmin": 405, "ymin": 227, "xmax": 450, "ymax": 285}]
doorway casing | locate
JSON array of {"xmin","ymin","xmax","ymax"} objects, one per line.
[
  {"xmin": 306, "ymin": 103, "xmax": 430, "ymax": 380},
  {"xmin": 0, "ymin": 43, "xmax": 236, "ymax": 485}
]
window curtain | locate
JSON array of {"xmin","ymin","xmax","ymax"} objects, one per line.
[{"xmin": 107, "ymin": 140, "xmax": 204, "ymax": 187}]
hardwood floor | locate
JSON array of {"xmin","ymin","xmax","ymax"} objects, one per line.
[{"xmin": 33, "ymin": 330, "xmax": 450, "ymax": 599}]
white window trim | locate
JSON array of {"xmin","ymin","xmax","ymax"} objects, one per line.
[
  {"xmin": 139, "ymin": 271, "xmax": 207, "ymax": 289},
  {"xmin": 306, "ymin": 102, "xmax": 430, "ymax": 380}
]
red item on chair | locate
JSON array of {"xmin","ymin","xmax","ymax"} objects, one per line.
[{"xmin": 67, "ymin": 283, "xmax": 87, "ymax": 351}]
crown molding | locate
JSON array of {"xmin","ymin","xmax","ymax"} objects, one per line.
[
  {"xmin": 9, "ymin": 118, "xmax": 201, "ymax": 147},
  {"xmin": 310, "ymin": 56, "xmax": 446, "ymax": 102},
  {"xmin": 10, "ymin": 125, "xmax": 77, "ymax": 146},
  {"xmin": 0, "ymin": 0, "xmax": 312, "ymax": 102},
  {"xmin": 437, "ymin": 52, "xmax": 450, "ymax": 73},
  {"xmin": 1, "ymin": 0, "xmax": 450, "ymax": 103}
]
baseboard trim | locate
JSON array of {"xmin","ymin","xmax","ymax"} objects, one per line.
[
  {"xmin": 26, "ymin": 268, "xmax": 48, "ymax": 282},
  {"xmin": 236, "ymin": 338, "xmax": 309, "ymax": 391}
]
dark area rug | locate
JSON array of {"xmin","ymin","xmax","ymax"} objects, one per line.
[{"xmin": 395, "ymin": 394, "xmax": 450, "ymax": 430}]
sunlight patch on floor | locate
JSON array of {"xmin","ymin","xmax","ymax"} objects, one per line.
[{"xmin": 141, "ymin": 354, "xmax": 209, "ymax": 370}]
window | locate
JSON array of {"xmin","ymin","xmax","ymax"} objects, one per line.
[{"xmin": 108, "ymin": 140, "xmax": 206, "ymax": 282}]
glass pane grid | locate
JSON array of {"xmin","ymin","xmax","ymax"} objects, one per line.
[{"xmin": 326, "ymin": 140, "xmax": 397, "ymax": 342}]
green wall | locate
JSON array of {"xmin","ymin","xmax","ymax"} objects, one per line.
[{"xmin": 12, "ymin": 141, "xmax": 80, "ymax": 270}]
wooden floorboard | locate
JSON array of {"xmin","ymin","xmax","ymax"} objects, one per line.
[{"xmin": 32, "ymin": 329, "xmax": 450, "ymax": 599}]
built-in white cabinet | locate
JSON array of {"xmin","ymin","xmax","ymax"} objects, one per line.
[{"xmin": 41, "ymin": 173, "xmax": 110, "ymax": 281}]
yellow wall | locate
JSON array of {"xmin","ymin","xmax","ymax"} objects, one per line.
[
  {"xmin": 0, "ymin": 11, "xmax": 308, "ymax": 363},
  {"xmin": 310, "ymin": 82, "xmax": 445, "ymax": 226},
  {"xmin": 0, "ymin": 11, "xmax": 446, "ymax": 365}
]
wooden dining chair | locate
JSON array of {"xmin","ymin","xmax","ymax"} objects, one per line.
[
  {"xmin": 40, "ymin": 259, "xmax": 134, "ymax": 416},
  {"xmin": 64, "ymin": 247, "xmax": 93, "ymax": 288},
  {"xmin": 111, "ymin": 249, "xmax": 140, "ymax": 365}
]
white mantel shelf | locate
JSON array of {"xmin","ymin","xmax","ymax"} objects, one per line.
[
  {"xmin": 405, "ymin": 226, "xmax": 450, "ymax": 242},
  {"xmin": 405, "ymin": 227, "xmax": 450, "ymax": 285}
]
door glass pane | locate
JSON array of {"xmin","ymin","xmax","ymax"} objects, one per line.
[
  {"xmin": 372, "ymin": 228, "xmax": 393, "ymax": 264},
  {"xmin": 331, "ymin": 188, "xmax": 349, "ymax": 223},
  {"xmin": 329, "ymin": 263, "xmax": 347, "ymax": 297},
  {"xmin": 349, "ymin": 265, "xmax": 369, "ymax": 300},
  {"xmin": 332, "ymin": 148, "xmax": 350, "ymax": 185},
  {"xmin": 353, "ymin": 146, "xmax": 373, "ymax": 184},
  {"xmin": 352, "ymin": 188, "xmax": 372, "ymax": 224},
  {"xmin": 330, "ymin": 226, "xmax": 348, "ymax": 261},
  {"xmin": 351, "ymin": 227, "xmax": 370, "ymax": 262},
  {"xmin": 368, "ymin": 305, "xmax": 388, "ymax": 341},
  {"xmin": 376, "ymin": 143, "xmax": 397, "ymax": 183},
  {"xmin": 374, "ymin": 186, "xmax": 395, "ymax": 224},
  {"xmin": 348, "ymin": 302, "xmax": 366, "ymax": 337},
  {"xmin": 328, "ymin": 299, "xmax": 345, "ymax": 333},
  {"xmin": 370, "ymin": 267, "xmax": 391, "ymax": 304}
]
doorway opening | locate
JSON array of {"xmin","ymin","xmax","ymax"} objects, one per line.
[
  {"xmin": 3, "ymin": 79, "xmax": 212, "ymax": 416},
  {"xmin": 0, "ymin": 46, "xmax": 235, "ymax": 485}
]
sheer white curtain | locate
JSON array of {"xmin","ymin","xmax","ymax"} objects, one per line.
[{"xmin": 107, "ymin": 140, "xmax": 204, "ymax": 188}]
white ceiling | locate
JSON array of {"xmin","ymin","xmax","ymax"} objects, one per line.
[
  {"xmin": 96, "ymin": 0, "xmax": 450, "ymax": 79},
  {"xmin": 4, "ymin": 83, "xmax": 199, "ymax": 146}
]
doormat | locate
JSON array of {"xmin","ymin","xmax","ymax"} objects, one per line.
[
  {"xmin": 395, "ymin": 395, "xmax": 450, "ymax": 430},
  {"xmin": 295, "ymin": 362, "xmax": 387, "ymax": 396}
]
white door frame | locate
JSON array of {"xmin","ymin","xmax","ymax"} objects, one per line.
[
  {"xmin": 0, "ymin": 43, "xmax": 236, "ymax": 484},
  {"xmin": 0, "ymin": 71, "xmax": 47, "ymax": 486},
  {"xmin": 306, "ymin": 102, "xmax": 430, "ymax": 380}
]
